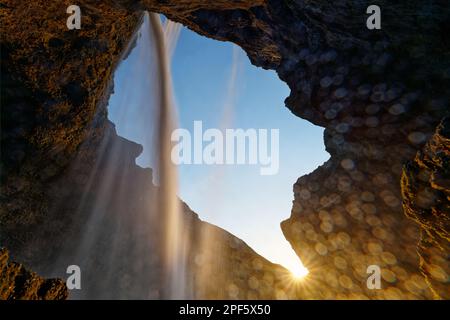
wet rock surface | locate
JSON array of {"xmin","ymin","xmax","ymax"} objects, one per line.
[
  {"xmin": 0, "ymin": 248, "xmax": 67, "ymax": 300},
  {"xmin": 401, "ymin": 118, "xmax": 450, "ymax": 299},
  {"xmin": 1, "ymin": 0, "xmax": 449, "ymax": 299}
]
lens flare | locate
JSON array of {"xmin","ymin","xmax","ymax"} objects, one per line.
[{"xmin": 290, "ymin": 264, "xmax": 309, "ymax": 280}]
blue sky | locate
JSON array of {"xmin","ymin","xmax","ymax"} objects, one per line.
[{"xmin": 108, "ymin": 19, "xmax": 329, "ymax": 275}]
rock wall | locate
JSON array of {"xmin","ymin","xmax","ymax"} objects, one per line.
[
  {"xmin": 0, "ymin": 0, "xmax": 141, "ymax": 261},
  {"xmin": 0, "ymin": 248, "xmax": 67, "ymax": 300},
  {"xmin": 401, "ymin": 117, "xmax": 450, "ymax": 299},
  {"xmin": 1, "ymin": 0, "xmax": 449, "ymax": 299}
]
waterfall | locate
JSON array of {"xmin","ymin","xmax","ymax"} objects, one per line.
[
  {"xmin": 42, "ymin": 12, "xmax": 188, "ymax": 299},
  {"xmin": 148, "ymin": 12, "xmax": 187, "ymax": 299}
]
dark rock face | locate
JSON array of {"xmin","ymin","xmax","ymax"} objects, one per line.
[
  {"xmin": 0, "ymin": 248, "xmax": 67, "ymax": 300},
  {"xmin": 401, "ymin": 118, "xmax": 450, "ymax": 299},
  {"xmin": 1, "ymin": 0, "xmax": 449, "ymax": 299},
  {"xmin": 1, "ymin": 0, "xmax": 142, "ymax": 265}
]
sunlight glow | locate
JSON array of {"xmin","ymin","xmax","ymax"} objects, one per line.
[
  {"xmin": 289, "ymin": 264, "xmax": 309, "ymax": 280},
  {"xmin": 280, "ymin": 251, "xmax": 309, "ymax": 280}
]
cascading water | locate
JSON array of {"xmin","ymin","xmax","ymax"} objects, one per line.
[
  {"xmin": 42, "ymin": 12, "xmax": 188, "ymax": 299},
  {"xmin": 147, "ymin": 12, "xmax": 188, "ymax": 299}
]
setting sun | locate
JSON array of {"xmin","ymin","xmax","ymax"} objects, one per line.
[{"xmin": 289, "ymin": 264, "xmax": 309, "ymax": 280}]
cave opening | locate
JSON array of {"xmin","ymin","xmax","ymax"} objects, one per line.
[
  {"xmin": 1, "ymin": 0, "xmax": 448, "ymax": 301},
  {"xmin": 107, "ymin": 15, "xmax": 329, "ymax": 281}
]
